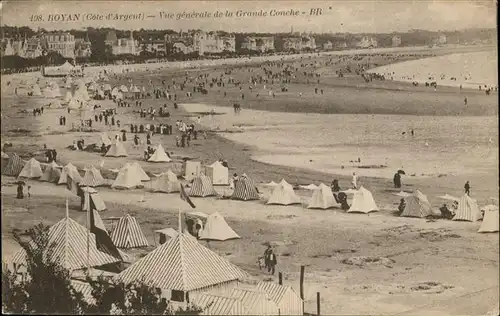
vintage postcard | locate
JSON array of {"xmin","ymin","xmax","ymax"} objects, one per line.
[{"xmin": 1, "ymin": 1, "xmax": 498, "ymax": 315}]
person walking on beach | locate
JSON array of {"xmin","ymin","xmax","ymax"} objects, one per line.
[
  {"xmin": 16, "ymin": 183, "xmax": 24, "ymax": 199},
  {"xmin": 351, "ymin": 172, "xmax": 358, "ymax": 189},
  {"xmin": 464, "ymin": 97, "xmax": 468, "ymax": 105},
  {"xmin": 464, "ymin": 181, "xmax": 470, "ymax": 196}
]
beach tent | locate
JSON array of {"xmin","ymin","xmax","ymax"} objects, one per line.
[
  {"xmin": 147, "ymin": 144, "xmax": 172, "ymax": 163},
  {"xmin": 18, "ymin": 158, "xmax": 43, "ymax": 179},
  {"xmin": 151, "ymin": 170, "xmax": 180, "ymax": 193},
  {"xmin": 231, "ymin": 288, "xmax": 280, "ymax": 316},
  {"xmin": 9, "ymin": 216, "xmax": 122, "ymax": 271},
  {"xmin": 264, "ymin": 181, "xmax": 278, "ymax": 187},
  {"xmin": 267, "ymin": 179, "xmax": 301, "ymax": 206},
  {"xmin": 199, "ymin": 212, "xmax": 240, "ymax": 241},
  {"xmin": 453, "ymin": 194, "xmax": 482, "ymax": 222},
  {"xmin": 401, "ymin": 190, "xmax": 438, "ymax": 218},
  {"xmin": 81, "ymin": 187, "xmax": 106, "ymax": 212},
  {"xmin": 40, "ymin": 161, "xmax": 62, "ymax": 183},
  {"xmin": 231, "ymin": 175, "xmax": 260, "ymax": 201},
  {"xmin": 111, "ymin": 164, "xmax": 145, "ymax": 189},
  {"xmin": 348, "ymin": 186, "xmax": 379, "ymax": 213},
  {"xmin": 129, "ymin": 162, "xmax": 150, "ymax": 181},
  {"xmin": 478, "ymin": 205, "xmax": 499, "ymax": 233},
  {"xmin": 67, "ymin": 97, "xmax": 81, "ymax": 110},
  {"xmin": 105, "ymin": 140, "xmax": 128, "ymax": 157},
  {"xmin": 111, "ymin": 87, "xmax": 119, "ymax": 97},
  {"xmin": 102, "ymin": 84, "xmax": 112, "ymax": 91},
  {"xmin": 80, "ymin": 166, "xmax": 106, "ymax": 187},
  {"xmin": 31, "ymin": 84, "xmax": 42, "ymax": 96},
  {"xmin": 114, "ymin": 233, "xmax": 249, "ymax": 295},
  {"xmin": 307, "ymin": 183, "xmax": 339, "ymax": 209},
  {"xmin": 189, "ymin": 175, "xmax": 218, "ymax": 197},
  {"xmin": 191, "ymin": 293, "xmax": 244, "ymax": 316},
  {"xmin": 110, "ymin": 214, "xmax": 149, "ymax": 248},
  {"xmin": 182, "ymin": 160, "xmax": 201, "ymax": 181},
  {"xmin": 58, "ymin": 163, "xmax": 82, "ymax": 185},
  {"xmin": 97, "ymin": 133, "xmax": 112, "ymax": 148},
  {"xmin": 49, "ymin": 99, "xmax": 63, "ymax": 108},
  {"xmin": 2, "ymin": 153, "xmax": 25, "ymax": 177},
  {"xmin": 119, "ymin": 85, "xmax": 128, "ymax": 92},
  {"xmin": 206, "ymin": 161, "xmax": 229, "ymax": 186}
]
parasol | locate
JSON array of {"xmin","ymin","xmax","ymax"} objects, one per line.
[{"xmin": 397, "ymin": 169, "xmax": 406, "ymax": 175}]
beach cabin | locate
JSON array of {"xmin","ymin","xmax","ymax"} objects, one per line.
[
  {"xmin": 206, "ymin": 161, "xmax": 229, "ymax": 186},
  {"xmin": 256, "ymin": 281, "xmax": 303, "ymax": 315},
  {"xmin": 182, "ymin": 160, "xmax": 201, "ymax": 181}
]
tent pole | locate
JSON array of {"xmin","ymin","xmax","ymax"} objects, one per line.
[{"xmin": 86, "ymin": 205, "xmax": 90, "ymax": 273}]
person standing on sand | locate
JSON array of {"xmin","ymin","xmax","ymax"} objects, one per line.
[
  {"xmin": 351, "ymin": 172, "xmax": 358, "ymax": 189},
  {"xmin": 464, "ymin": 181, "xmax": 470, "ymax": 196},
  {"xmin": 16, "ymin": 183, "xmax": 24, "ymax": 199},
  {"xmin": 464, "ymin": 97, "xmax": 468, "ymax": 105}
]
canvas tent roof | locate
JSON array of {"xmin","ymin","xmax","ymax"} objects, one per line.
[
  {"xmin": 453, "ymin": 194, "xmax": 482, "ymax": 222},
  {"xmin": 206, "ymin": 161, "xmax": 229, "ymax": 186},
  {"xmin": 147, "ymin": 144, "xmax": 172, "ymax": 162},
  {"xmin": 10, "ymin": 217, "xmax": 122, "ymax": 271},
  {"xmin": 80, "ymin": 166, "xmax": 106, "ymax": 187},
  {"xmin": 348, "ymin": 186, "xmax": 379, "ymax": 213},
  {"xmin": 41, "ymin": 161, "xmax": 62, "ymax": 183},
  {"xmin": 2, "ymin": 153, "xmax": 25, "ymax": 177},
  {"xmin": 231, "ymin": 175, "xmax": 260, "ymax": 201},
  {"xmin": 58, "ymin": 163, "xmax": 81, "ymax": 184},
  {"xmin": 300, "ymin": 184, "xmax": 318, "ymax": 190},
  {"xmin": 307, "ymin": 183, "xmax": 339, "ymax": 209},
  {"xmin": 231, "ymin": 288, "xmax": 279, "ymax": 316},
  {"xmin": 189, "ymin": 175, "xmax": 218, "ymax": 197},
  {"xmin": 111, "ymin": 164, "xmax": 145, "ymax": 189},
  {"xmin": 191, "ymin": 293, "xmax": 244, "ymax": 316},
  {"xmin": 130, "ymin": 162, "xmax": 150, "ymax": 181},
  {"xmin": 151, "ymin": 170, "xmax": 180, "ymax": 193},
  {"xmin": 1, "ymin": 151, "xmax": 9, "ymax": 159},
  {"xmin": 267, "ymin": 179, "xmax": 301, "ymax": 206},
  {"xmin": 401, "ymin": 190, "xmax": 438, "ymax": 218},
  {"xmin": 114, "ymin": 233, "xmax": 249, "ymax": 291},
  {"xmin": 199, "ymin": 212, "xmax": 240, "ymax": 241},
  {"xmin": 105, "ymin": 140, "xmax": 128, "ymax": 157},
  {"xmin": 478, "ymin": 206, "xmax": 499, "ymax": 233},
  {"xmin": 110, "ymin": 214, "xmax": 149, "ymax": 248},
  {"xmin": 81, "ymin": 187, "xmax": 106, "ymax": 212},
  {"xmin": 18, "ymin": 158, "xmax": 43, "ymax": 179},
  {"xmin": 97, "ymin": 133, "xmax": 112, "ymax": 147}
]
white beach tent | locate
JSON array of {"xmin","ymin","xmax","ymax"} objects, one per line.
[
  {"xmin": 80, "ymin": 166, "xmax": 106, "ymax": 187},
  {"xmin": 40, "ymin": 161, "xmax": 62, "ymax": 183},
  {"xmin": 64, "ymin": 91, "xmax": 72, "ymax": 103},
  {"xmin": 129, "ymin": 162, "xmax": 150, "ymax": 181},
  {"xmin": 267, "ymin": 179, "xmax": 301, "ymax": 206},
  {"xmin": 105, "ymin": 140, "xmax": 128, "ymax": 157},
  {"xmin": 111, "ymin": 164, "xmax": 145, "ymax": 189},
  {"xmin": 81, "ymin": 187, "xmax": 107, "ymax": 212},
  {"xmin": 453, "ymin": 194, "xmax": 482, "ymax": 222},
  {"xmin": 18, "ymin": 158, "xmax": 43, "ymax": 179},
  {"xmin": 119, "ymin": 85, "xmax": 128, "ymax": 92},
  {"xmin": 347, "ymin": 186, "xmax": 379, "ymax": 213},
  {"xmin": 478, "ymin": 205, "xmax": 499, "ymax": 233},
  {"xmin": 206, "ymin": 161, "xmax": 229, "ymax": 186},
  {"xmin": 199, "ymin": 212, "xmax": 240, "ymax": 241},
  {"xmin": 31, "ymin": 84, "xmax": 42, "ymax": 96},
  {"xmin": 151, "ymin": 170, "xmax": 180, "ymax": 193},
  {"xmin": 300, "ymin": 184, "xmax": 318, "ymax": 190},
  {"xmin": 58, "ymin": 163, "xmax": 81, "ymax": 184},
  {"xmin": 147, "ymin": 144, "xmax": 172, "ymax": 163},
  {"xmin": 400, "ymin": 190, "xmax": 438, "ymax": 218},
  {"xmin": 307, "ymin": 183, "xmax": 339, "ymax": 209}
]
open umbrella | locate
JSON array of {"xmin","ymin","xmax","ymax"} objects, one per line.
[
  {"xmin": 437, "ymin": 194, "xmax": 460, "ymax": 202},
  {"xmin": 397, "ymin": 169, "xmax": 406, "ymax": 175}
]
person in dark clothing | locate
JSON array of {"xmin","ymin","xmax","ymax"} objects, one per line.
[
  {"xmin": 16, "ymin": 183, "xmax": 24, "ymax": 199},
  {"xmin": 265, "ymin": 248, "xmax": 277, "ymax": 275},
  {"xmin": 52, "ymin": 149, "xmax": 57, "ymax": 162},
  {"xmin": 122, "ymin": 131, "xmax": 127, "ymax": 142},
  {"xmin": 464, "ymin": 181, "xmax": 470, "ymax": 196},
  {"xmin": 337, "ymin": 192, "xmax": 350, "ymax": 210},
  {"xmin": 331, "ymin": 179, "xmax": 341, "ymax": 192},
  {"xmin": 439, "ymin": 204, "xmax": 454, "ymax": 220},
  {"xmin": 393, "ymin": 172, "xmax": 401, "ymax": 188},
  {"xmin": 397, "ymin": 198, "xmax": 406, "ymax": 214}
]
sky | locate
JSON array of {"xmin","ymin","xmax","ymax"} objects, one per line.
[{"xmin": 1, "ymin": 0, "xmax": 497, "ymax": 33}]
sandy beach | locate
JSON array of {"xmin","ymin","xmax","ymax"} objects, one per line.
[{"xmin": 1, "ymin": 46, "xmax": 498, "ymax": 315}]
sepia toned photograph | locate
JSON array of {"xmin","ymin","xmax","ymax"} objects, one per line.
[{"xmin": 0, "ymin": 1, "xmax": 498, "ymax": 315}]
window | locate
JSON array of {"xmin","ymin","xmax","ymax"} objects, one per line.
[{"xmin": 170, "ymin": 290, "xmax": 185, "ymax": 302}]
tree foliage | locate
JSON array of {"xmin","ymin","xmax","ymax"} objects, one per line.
[{"xmin": 2, "ymin": 223, "xmax": 203, "ymax": 315}]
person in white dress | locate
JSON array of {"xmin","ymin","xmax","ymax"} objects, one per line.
[{"xmin": 351, "ymin": 172, "xmax": 358, "ymax": 189}]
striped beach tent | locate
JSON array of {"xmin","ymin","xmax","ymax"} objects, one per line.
[
  {"xmin": 114, "ymin": 233, "xmax": 249, "ymax": 294},
  {"xmin": 189, "ymin": 175, "xmax": 218, "ymax": 197},
  {"xmin": 110, "ymin": 214, "xmax": 149, "ymax": 249},
  {"xmin": 2, "ymin": 153, "xmax": 25, "ymax": 177},
  {"xmin": 18, "ymin": 158, "xmax": 43, "ymax": 179},
  {"xmin": 267, "ymin": 179, "xmax": 301, "ymax": 206},
  {"xmin": 347, "ymin": 186, "xmax": 379, "ymax": 213},
  {"xmin": 40, "ymin": 161, "xmax": 62, "ymax": 183},
  {"xmin": 453, "ymin": 194, "xmax": 482, "ymax": 222},
  {"xmin": 401, "ymin": 190, "xmax": 438, "ymax": 218},
  {"xmin": 231, "ymin": 288, "xmax": 279, "ymax": 316},
  {"xmin": 231, "ymin": 175, "xmax": 260, "ymax": 201},
  {"xmin": 256, "ymin": 282, "xmax": 303, "ymax": 316},
  {"xmin": 80, "ymin": 166, "xmax": 106, "ymax": 187},
  {"xmin": 191, "ymin": 293, "xmax": 244, "ymax": 316},
  {"xmin": 10, "ymin": 217, "xmax": 122, "ymax": 271},
  {"xmin": 58, "ymin": 163, "xmax": 82, "ymax": 185},
  {"xmin": 151, "ymin": 170, "xmax": 180, "ymax": 193}
]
